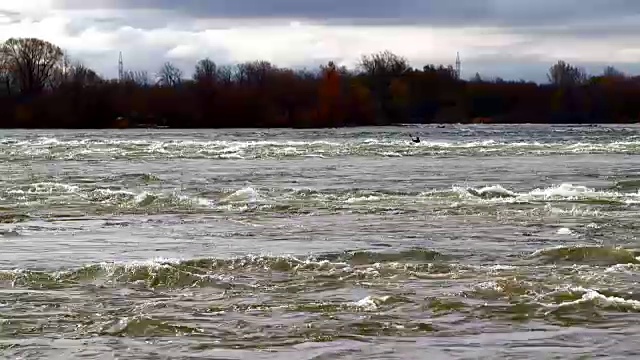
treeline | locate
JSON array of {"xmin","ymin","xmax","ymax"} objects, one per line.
[{"xmin": 0, "ymin": 37, "xmax": 639, "ymax": 129}]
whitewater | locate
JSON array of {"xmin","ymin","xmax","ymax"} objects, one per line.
[{"xmin": 1, "ymin": 124, "xmax": 640, "ymax": 359}]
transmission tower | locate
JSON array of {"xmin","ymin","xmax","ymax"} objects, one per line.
[
  {"xmin": 118, "ymin": 52, "xmax": 124, "ymax": 82},
  {"xmin": 455, "ymin": 52, "xmax": 461, "ymax": 80}
]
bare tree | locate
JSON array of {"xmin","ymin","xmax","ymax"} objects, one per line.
[
  {"xmin": 0, "ymin": 37, "xmax": 64, "ymax": 94},
  {"xmin": 123, "ymin": 70, "xmax": 152, "ymax": 87},
  {"xmin": 216, "ymin": 65, "xmax": 233, "ymax": 85},
  {"xmin": 48, "ymin": 53, "xmax": 72, "ymax": 88},
  {"xmin": 294, "ymin": 69, "xmax": 317, "ymax": 82},
  {"xmin": 547, "ymin": 60, "xmax": 588, "ymax": 86},
  {"xmin": 234, "ymin": 60, "xmax": 276, "ymax": 86},
  {"xmin": 157, "ymin": 61, "xmax": 183, "ymax": 87},
  {"xmin": 319, "ymin": 61, "xmax": 349, "ymax": 77},
  {"xmin": 66, "ymin": 61, "xmax": 101, "ymax": 87},
  {"xmin": 0, "ymin": 56, "xmax": 17, "ymax": 95},
  {"xmin": 603, "ymin": 66, "xmax": 625, "ymax": 79},
  {"xmin": 358, "ymin": 50, "xmax": 411, "ymax": 77},
  {"xmin": 49, "ymin": 53, "xmax": 98, "ymax": 89},
  {"xmin": 470, "ymin": 72, "xmax": 483, "ymax": 83},
  {"xmin": 422, "ymin": 64, "xmax": 457, "ymax": 79},
  {"xmin": 193, "ymin": 58, "xmax": 217, "ymax": 84}
]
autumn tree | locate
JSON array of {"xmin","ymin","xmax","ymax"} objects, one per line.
[
  {"xmin": 316, "ymin": 61, "xmax": 344, "ymax": 125},
  {"xmin": 388, "ymin": 77, "xmax": 411, "ymax": 121},
  {"xmin": 348, "ymin": 80, "xmax": 377, "ymax": 125},
  {"xmin": 0, "ymin": 38, "xmax": 64, "ymax": 95}
]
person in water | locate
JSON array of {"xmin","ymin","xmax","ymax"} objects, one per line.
[{"xmin": 410, "ymin": 134, "xmax": 420, "ymax": 143}]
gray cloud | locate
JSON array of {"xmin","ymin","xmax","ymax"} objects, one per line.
[
  {"xmin": 0, "ymin": 10, "xmax": 20, "ymax": 18},
  {"xmin": 0, "ymin": 9, "xmax": 26, "ymax": 24},
  {"xmin": 1, "ymin": 0, "xmax": 630, "ymax": 83},
  {"xmin": 56, "ymin": 0, "xmax": 640, "ymax": 27},
  {"xmin": 510, "ymin": 19, "xmax": 640, "ymax": 40}
]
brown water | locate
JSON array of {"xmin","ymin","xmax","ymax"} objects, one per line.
[{"xmin": 1, "ymin": 124, "xmax": 640, "ymax": 359}]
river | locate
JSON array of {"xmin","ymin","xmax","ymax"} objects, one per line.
[{"xmin": 1, "ymin": 124, "xmax": 639, "ymax": 359}]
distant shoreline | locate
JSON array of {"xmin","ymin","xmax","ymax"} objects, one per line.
[
  {"xmin": 2, "ymin": 38, "xmax": 640, "ymax": 130},
  {"xmin": 0, "ymin": 121, "xmax": 636, "ymax": 131}
]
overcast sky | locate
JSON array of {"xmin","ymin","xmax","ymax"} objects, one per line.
[{"xmin": 1, "ymin": 1, "xmax": 640, "ymax": 82}]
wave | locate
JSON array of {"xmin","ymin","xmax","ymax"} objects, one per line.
[
  {"xmin": 1, "ymin": 136, "xmax": 640, "ymax": 160},
  {"xmin": 424, "ymin": 183, "xmax": 639, "ymax": 209},
  {"xmin": 0, "ymin": 248, "xmax": 472, "ymax": 290},
  {"xmin": 529, "ymin": 245, "xmax": 640, "ymax": 266},
  {"xmin": 537, "ymin": 286, "xmax": 640, "ymax": 313},
  {"xmin": 1, "ymin": 182, "xmax": 637, "ymax": 216},
  {"xmin": 465, "ymin": 281, "xmax": 640, "ymax": 323},
  {"xmin": 4, "ymin": 244, "xmax": 639, "ymax": 291},
  {"xmin": 3, "ymin": 247, "xmax": 640, "ymax": 340}
]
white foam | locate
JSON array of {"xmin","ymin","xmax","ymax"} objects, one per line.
[
  {"xmin": 380, "ymin": 151, "xmax": 403, "ymax": 157},
  {"xmin": 352, "ymin": 295, "xmax": 390, "ymax": 311},
  {"xmin": 556, "ymin": 227, "xmax": 573, "ymax": 235},
  {"xmin": 604, "ymin": 263, "xmax": 640, "ymax": 273},
  {"xmin": 545, "ymin": 205, "xmax": 602, "ymax": 217},
  {"xmin": 3, "ymin": 136, "xmax": 640, "ymax": 160},
  {"xmin": 474, "ymin": 185, "xmax": 517, "ymax": 197},
  {"xmin": 219, "ymin": 153, "xmax": 245, "ymax": 159},
  {"xmin": 547, "ymin": 288, "xmax": 640, "ymax": 311},
  {"xmin": 6, "ymin": 182, "xmax": 80, "ymax": 195},
  {"xmin": 221, "ymin": 187, "xmax": 260, "ymax": 204},
  {"xmin": 89, "ymin": 188, "xmax": 136, "ymax": 197},
  {"xmin": 473, "ymin": 280, "xmax": 504, "ymax": 292},
  {"xmin": 448, "ymin": 182, "xmax": 638, "ymax": 206},
  {"xmin": 179, "ymin": 194, "xmax": 215, "ymax": 207},
  {"xmin": 345, "ymin": 195, "xmax": 380, "ymax": 204},
  {"xmin": 134, "ymin": 191, "xmax": 156, "ymax": 204},
  {"xmin": 530, "ymin": 183, "xmax": 594, "ymax": 198}
]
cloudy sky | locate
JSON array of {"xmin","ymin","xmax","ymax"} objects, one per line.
[{"xmin": 1, "ymin": 0, "xmax": 639, "ymax": 82}]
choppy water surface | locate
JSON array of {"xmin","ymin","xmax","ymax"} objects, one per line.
[{"xmin": 1, "ymin": 124, "xmax": 640, "ymax": 359}]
